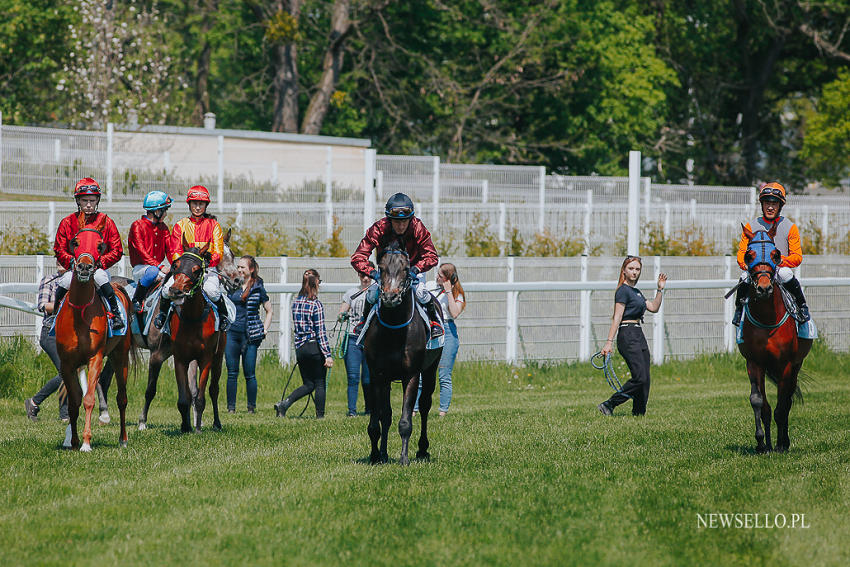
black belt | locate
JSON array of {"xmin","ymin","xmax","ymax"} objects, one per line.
[{"xmin": 620, "ymin": 322, "xmax": 641, "ymax": 328}]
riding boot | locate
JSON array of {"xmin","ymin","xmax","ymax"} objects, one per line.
[
  {"xmin": 99, "ymin": 283, "xmax": 124, "ymax": 331},
  {"xmin": 153, "ymin": 295, "xmax": 172, "ymax": 329},
  {"xmin": 783, "ymin": 277, "xmax": 811, "ymax": 322},
  {"xmin": 215, "ymin": 297, "xmax": 230, "ymax": 332},
  {"xmin": 131, "ymin": 283, "xmax": 150, "ymax": 313},
  {"xmin": 426, "ymin": 299, "xmax": 444, "ymax": 339},
  {"xmin": 731, "ymin": 284, "xmax": 748, "ymax": 327},
  {"xmin": 54, "ymin": 287, "xmax": 68, "ymax": 310}
]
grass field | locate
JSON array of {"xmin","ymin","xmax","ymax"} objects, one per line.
[{"xmin": 1, "ymin": 338, "xmax": 849, "ymax": 566}]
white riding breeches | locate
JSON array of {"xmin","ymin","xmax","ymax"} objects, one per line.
[
  {"xmin": 58, "ymin": 268, "xmax": 110, "ymax": 290},
  {"xmin": 162, "ymin": 269, "xmax": 222, "ymax": 301},
  {"xmin": 740, "ymin": 266, "xmax": 793, "ymax": 284},
  {"xmin": 365, "ymin": 273, "xmax": 431, "ymax": 304}
]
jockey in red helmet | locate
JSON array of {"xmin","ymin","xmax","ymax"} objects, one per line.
[
  {"xmin": 128, "ymin": 190, "xmax": 173, "ymax": 312},
  {"xmin": 53, "ymin": 178, "xmax": 125, "ymax": 330},
  {"xmin": 154, "ymin": 185, "xmax": 231, "ymax": 330},
  {"xmin": 351, "ymin": 192, "xmax": 444, "ymax": 338},
  {"xmin": 732, "ymin": 181, "xmax": 809, "ymax": 325}
]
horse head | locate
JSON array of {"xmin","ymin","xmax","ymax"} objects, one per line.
[
  {"xmin": 170, "ymin": 237, "xmax": 210, "ymax": 302},
  {"xmin": 378, "ymin": 242, "xmax": 412, "ymax": 307},
  {"xmin": 70, "ymin": 228, "xmax": 106, "ymax": 283},
  {"xmin": 218, "ymin": 228, "xmax": 243, "ymax": 293},
  {"xmin": 742, "ymin": 223, "xmax": 782, "ymax": 301}
]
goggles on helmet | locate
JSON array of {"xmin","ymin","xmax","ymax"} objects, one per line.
[{"xmin": 387, "ymin": 206, "xmax": 413, "ymax": 219}]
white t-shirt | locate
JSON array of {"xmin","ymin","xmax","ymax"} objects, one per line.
[
  {"xmin": 427, "ymin": 281, "xmax": 464, "ymax": 321},
  {"xmin": 342, "ymin": 285, "xmax": 369, "ymax": 334}
]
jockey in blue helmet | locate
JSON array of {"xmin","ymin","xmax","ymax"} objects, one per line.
[{"xmin": 128, "ymin": 191, "xmax": 173, "ymax": 312}]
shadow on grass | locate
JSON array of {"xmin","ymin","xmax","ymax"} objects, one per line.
[{"xmin": 724, "ymin": 443, "xmax": 761, "ymax": 456}]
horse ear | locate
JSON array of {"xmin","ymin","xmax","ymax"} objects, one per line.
[
  {"xmin": 181, "ymin": 233, "xmax": 190, "ymax": 251},
  {"xmin": 770, "ymin": 249, "xmax": 781, "ymax": 264},
  {"xmin": 741, "ymin": 223, "xmax": 754, "ymax": 241},
  {"xmin": 97, "ymin": 241, "xmax": 107, "ymax": 255},
  {"xmin": 767, "ymin": 222, "xmax": 778, "ymax": 240},
  {"xmin": 224, "ymin": 228, "xmax": 231, "ymax": 245},
  {"xmin": 70, "ymin": 237, "xmax": 79, "ymax": 251}
]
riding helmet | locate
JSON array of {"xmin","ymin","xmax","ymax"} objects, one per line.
[
  {"xmin": 385, "ymin": 193, "xmax": 415, "ymax": 219},
  {"xmin": 758, "ymin": 182, "xmax": 786, "ymax": 205},
  {"xmin": 73, "ymin": 177, "xmax": 101, "ymax": 198},
  {"xmin": 186, "ymin": 185, "xmax": 211, "ymax": 203},
  {"xmin": 143, "ymin": 190, "xmax": 173, "ymax": 211}
]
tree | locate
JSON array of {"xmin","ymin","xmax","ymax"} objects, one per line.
[{"xmin": 801, "ymin": 70, "xmax": 850, "ymax": 185}]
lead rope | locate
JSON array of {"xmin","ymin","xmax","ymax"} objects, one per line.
[{"xmin": 591, "ymin": 351, "xmax": 631, "ymax": 398}]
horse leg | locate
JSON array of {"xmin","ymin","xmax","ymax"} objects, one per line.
[
  {"xmin": 746, "ymin": 361, "xmax": 770, "ymax": 453},
  {"xmin": 194, "ymin": 358, "xmax": 213, "ymax": 433},
  {"xmin": 774, "ymin": 364, "xmax": 798, "ymax": 453},
  {"xmin": 139, "ymin": 342, "xmax": 171, "ymax": 430},
  {"xmin": 379, "ymin": 383, "xmax": 391, "ymax": 463},
  {"xmin": 367, "ymin": 381, "xmax": 382, "ymax": 464},
  {"xmin": 208, "ymin": 334, "xmax": 226, "ymax": 431},
  {"xmin": 81, "ymin": 354, "xmax": 104, "ymax": 452},
  {"xmin": 62, "ymin": 367, "xmax": 82, "ymax": 450},
  {"xmin": 398, "ymin": 376, "xmax": 417, "ymax": 466},
  {"xmin": 417, "ymin": 358, "xmax": 438, "ymax": 461},
  {"xmin": 174, "ymin": 360, "xmax": 193, "ymax": 433},
  {"xmin": 110, "ymin": 346, "xmax": 130, "ymax": 447}
]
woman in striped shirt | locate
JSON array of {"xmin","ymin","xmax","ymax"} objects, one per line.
[{"xmin": 275, "ymin": 269, "xmax": 333, "ymax": 419}]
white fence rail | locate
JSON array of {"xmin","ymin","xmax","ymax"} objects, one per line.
[{"xmin": 2, "ymin": 256, "xmax": 849, "ymax": 365}]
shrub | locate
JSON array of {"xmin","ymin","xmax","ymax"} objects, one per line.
[
  {"xmin": 433, "ymin": 232, "xmax": 460, "ymax": 257},
  {"xmin": 326, "ymin": 216, "xmax": 348, "ymax": 257},
  {"xmin": 524, "ymin": 229, "xmax": 585, "ymax": 257},
  {"xmin": 0, "ymin": 223, "xmax": 51, "ymax": 254},
  {"xmin": 640, "ymin": 222, "xmax": 719, "ymax": 256},
  {"xmin": 465, "ymin": 214, "xmax": 501, "ymax": 257},
  {"xmin": 507, "ymin": 227, "xmax": 525, "ymax": 256}
]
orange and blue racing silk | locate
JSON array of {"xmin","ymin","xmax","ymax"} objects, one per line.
[{"xmin": 168, "ymin": 216, "xmax": 224, "ymax": 268}]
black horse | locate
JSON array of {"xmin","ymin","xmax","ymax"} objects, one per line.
[{"xmin": 362, "ymin": 242, "xmax": 442, "ymax": 465}]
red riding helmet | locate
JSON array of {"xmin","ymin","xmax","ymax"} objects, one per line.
[
  {"xmin": 186, "ymin": 185, "xmax": 211, "ymax": 203},
  {"xmin": 74, "ymin": 178, "xmax": 101, "ymax": 198}
]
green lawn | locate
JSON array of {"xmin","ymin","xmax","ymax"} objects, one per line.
[{"xmin": 1, "ymin": 340, "xmax": 848, "ymax": 566}]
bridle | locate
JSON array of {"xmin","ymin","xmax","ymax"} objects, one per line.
[
  {"xmin": 173, "ymin": 251, "xmax": 206, "ymax": 298},
  {"xmin": 72, "ymin": 227, "xmax": 104, "ymax": 283},
  {"xmin": 378, "ymin": 248, "xmax": 413, "ymax": 306}
]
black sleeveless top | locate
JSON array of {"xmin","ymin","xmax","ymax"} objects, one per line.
[{"xmin": 615, "ymin": 284, "xmax": 647, "ymax": 321}]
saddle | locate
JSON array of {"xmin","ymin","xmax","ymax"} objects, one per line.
[
  {"xmin": 356, "ymin": 299, "xmax": 445, "ymax": 350},
  {"xmin": 49, "ymin": 293, "xmax": 128, "ymax": 339}
]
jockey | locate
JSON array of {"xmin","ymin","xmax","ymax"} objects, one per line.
[
  {"xmin": 128, "ymin": 191, "xmax": 173, "ymax": 313},
  {"xmin": 154, "ymin": 185, "xmax": 230, "ymax": 331},
  {"xmin": 53, "ymin": 178, "xmax": 125, "ymax": 331},
  {"xmin": 351, "ymin": 192, "xmax": 444, "ymax": 338},
  {"xmin": 733, "ymin": 181, "xmax": 809, "ymax": 325}
]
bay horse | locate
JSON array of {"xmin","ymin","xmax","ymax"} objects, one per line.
[
  {"xmin": 362, "ymin": 243, "xmax": 442, "ymax": 465},
  {"xmin": 138, "ymin": 239, "xmax": 227, "ymax": 433},
  {"xmin": 133, "ymin": 229, "xmax": 240, "ymax": 431},
  {"xmin": 737, "ymin": 223, "xmax": 812, "ymax": 453},
  {"xmin": 55, "ymin": 226, "xmax": 134, "ymax": 451}
]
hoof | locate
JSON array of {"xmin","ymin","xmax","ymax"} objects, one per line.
[
  {"xmin": 400, "ymin": 455, "xmax": 410, "ymax": 466},
  {"xmin": 63, "ymin": 425, "xmax": 73, "ymax": 448},
  {"xmin": 98, "ymin": 412, "xmax": 111, "ymax": 425},
  {"xmin": 416, "ymin": 451, "xmax": 430, "ymax": 461},
  {"xmin": 138, "ymin": 422, "xmax": 147, "ymax": 431},
  {"xmin": 119, "ymin": 440, "xmax": 128, "ymax": 448},
  {"xmin": 81, "ymin": 443, "xmax": 92, "ymax": 453},
  {"xmin": 775, "ymin": 444, "xmax": 788, "ymax": 453},
  {"xmin": 212, "ymin": 423, "xmax": 222, "ymax": 432},
  {"xmin": 181, "ymin": 425, "xmax": 193, "ymax": 434},
  {"xmin": 756, "ymin": 445, "xmax": 770, "ymax": 454}
]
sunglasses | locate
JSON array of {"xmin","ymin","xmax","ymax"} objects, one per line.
[{"xmin": 387, "ymin": 206, "xmax": 413, "ymax": 218}]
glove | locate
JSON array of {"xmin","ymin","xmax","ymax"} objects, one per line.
[
  {"xmin": 409, "ymin": 266, "xmax": 420, "ymax": 279},
  {"xmin": 369, "ymin": 269, "xmax": 380, "ymax": 282}
]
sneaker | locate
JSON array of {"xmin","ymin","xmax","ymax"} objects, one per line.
[
  {"xmin": 247, "ymin": 407, "xmax": 255, "ymax": 414},
  {"xmin": 227, "ymin": 407, "xmax": 236, "ymax": 414},
  {"xmin": 439, "ymin": 411, "xmax": 447, "ymax": 417},
  {"xmin": 25, "ymin": 398, "xmax": 39, "ymax": 422},
  {"xmin": 597, "ymin": 402, "xmax": 613, "ymax": 416},
  {"xmin": 347, "ymin": 411, "xmax": 357, "ymax": 417},
  {"xmin": 153, "ymin": 311, "xmax": 167, "ymax": 330}
]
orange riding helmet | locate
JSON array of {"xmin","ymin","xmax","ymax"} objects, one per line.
[{"xmin": 758, "ymin": 182, "xmax": 786, "ymax": 205}]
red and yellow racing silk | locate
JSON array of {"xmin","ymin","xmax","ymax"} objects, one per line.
[{"xmin": 168, "ymin": 216, "xmax": 224, "ymax": 267}]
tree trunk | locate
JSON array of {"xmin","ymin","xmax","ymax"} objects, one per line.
[
  {"xmin": 273, "ymin": 41, "xmax": 300, "ymax": 132},
  {"xmin": 301, "ymin": 0, "xmax": 351, "ymax": 135}
]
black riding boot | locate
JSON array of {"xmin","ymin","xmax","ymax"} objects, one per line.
[
  {"xmin": 731, "ymin": 283, "xmax": 748, "ymax": 327},
  {"xmin": 99, "ymin": 283, "xmax": 124, "ymax": 331},
  {"xmin": 783, "ymin": 277, "xmax": 810, "ymax": 322},
  {"xmin": 215, "ymin": 297, "xmax": 230, "ymax": 331},
  {"xmin": 426, "ymin": 299, "xmax": 444, "ymax": 339},
  {"xmin": 153, "ymin": 295, "xmax": 172, "ymax": 329},
  {"xmin": 131, "ymin": 283, "xmax": 150, "ymax": 313}
]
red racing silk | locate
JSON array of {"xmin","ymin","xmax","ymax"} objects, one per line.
[
  {"xmin": 54, "ymin": 212, "xmax": 123, "ymax": 270},
  {"xmin": 128, "ymin": 216, "xmax": 171, "ymax": 267}
]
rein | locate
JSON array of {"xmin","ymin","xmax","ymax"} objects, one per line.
[
  {"xmin": 376, "ymin": 296, "xmax": 415, "ymax": 329},
  {"xmin": 743, "ymin": 303, "xmax": 791, "ymax": 330},
  {"xmin": 66, "ymin": 287, "xmax": 96, "ymax": 316},
  {"xmin": 176, "ymin": 252, "xmax": 206, "ymax": 297},
  {"xmin": 591, "ymin": 351, "xmax": 630, "ymax": 397}
]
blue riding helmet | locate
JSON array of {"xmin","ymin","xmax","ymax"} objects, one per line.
[
  {"xmin": 385, "ymin": 193, "xmax": 415, "ymax": 219},
  {"xmin": 143, "ymin": 190, "xmax": 173, "ymax": 211}
]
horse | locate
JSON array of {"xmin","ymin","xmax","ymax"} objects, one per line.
[
  {"xmin": 362, "ymin": 243, "xmax": 442, "ymax": 465},
  {"xmin": 737, "ymin": 223, "xmax": 812, "ymax": 453},
  {"xmin": 54, "ymin": 226, "xmax": 134, "ymax": 451},
  {"xmin": 135, "ymin": 230, "xmax": 240, "ymax": 430}
]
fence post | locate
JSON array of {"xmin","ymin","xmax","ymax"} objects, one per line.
[
  {"xmin": 432, "ymin": 156, "xmax": 440, "ymax": 230},
  {"xmin": 579, "ymin": 254, "xmax": 590, "ymax": 361},
  {"xmin": 35, "ymin": 254, "xmax": 44, "ymax": 339},
  {"xmin": 279, "ymin": 256, "xmax": 291, "ymax": 366},
  {"xmin": 690, "ymin": 198, "xmax": 697, "ymax": 220},
  {"xmin": 664, "ymin": 202, "xmax": 671, "ymax": 238},
  {"xmin": 652, "ymin": 256, "xmax": 664, "ymax": 363},
  {"xmin": 325, "ymin": 146, "xmax": 333, "ymax": 239},
  {"xmin": 106, "ymin": 123, "xmax": 113, "ymax": 203},
  {"xmin": 217, "ymin": 135, "xmax": 224, "ymax": 213},
  {"xmin": 537, "ymin": 166, "xmax": 546, "ymax": 233},
  {"xmin": 505, "ymin": 257, "xmax": 517, "ymax": 364},
  {"xmin": 272, "ymin": 161, "xmax": 280, "ymax": 198},
  {"xmin": 235, "ymin": 202, "xmax": 243, "ymax": 229},
  {"xmin": 627, "ymin": 151, "xmax": 640, "ymax": 255},
  {"xmin": 54, "ymin": 139, "xmax": 61, "ymax": 162},
  {"xmin": 724, "ymin": 255, "xmax": 735, "ymax": 352},
  {"xmin": 163, "ymin": 150, "xmax": 170, "ymax": 172},
  {"xmin": 48, "ymin": 201, "xmax": 56, "ymax": 240},
  {"xmin": 482, "ymin": 179, "xmax": 488, "ymax": 204},
  {"xmin": 821, "ymin": 205, "xmax": 829, "ymax": 254},
  {"xmin": 498, "ymin": 202, "xmax": 506, "ymax": 242},
  {"xmin": 643, "ymin": 177, "xmax": 651, "ymax": 223},
  {"xmin": 363, "ymin": 149, "xmax": 376, "ymax": 233},
  {"xmin": 376, "ymin": 170, "xmax": 384, "ymax": 203},
  {"xmin": 583, "ymin": 190, "xmax": 593, "ymax": 253}
]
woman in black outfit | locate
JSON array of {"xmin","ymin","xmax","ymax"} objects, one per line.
[
  {"xmin": 597, "ymin": 256, "xmax": 667, "ymax": 416},
  {"xmin": 275, "ymin": 269, "xmax": 333, "ymax": 419}
]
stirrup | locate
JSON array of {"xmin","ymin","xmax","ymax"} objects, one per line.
[
  {"xmin": 110, "ymin": 313, "xmax": 124, "ymax": 331},
  {"xmin": 430, "ymin": 321, "xmax": 444, "ymax": 338},
  {"xmin": 153, "ymin": 311, "xmax": 167, "ymax": 329}
]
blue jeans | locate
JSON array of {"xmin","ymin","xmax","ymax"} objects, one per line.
[
  {"xmin": 225, "ymin": 330, "xmax": 259, "ymax": 410},
  {"xmin": 343, "ymin": 335, "xmax": 370, "ymax": 414},
  {"xmin": 415, "ymin": 320, "xmax": 459, "ymax": 413}
]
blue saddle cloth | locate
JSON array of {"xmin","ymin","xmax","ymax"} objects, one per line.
[
  {"xmin": 161, "ymin": 292, "xmax": 229, "ymax": 339},
  {"xmin": 736, "ymin": 315, "xmax": 817, "ymax": 344}
]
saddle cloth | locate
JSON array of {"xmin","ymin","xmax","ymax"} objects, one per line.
[
  {"xmin": 49, "ymin": 293, "xmax": 128, "ymax": 338},
  {"xmin": 356, "ymin": 301, "xmax": 445, "ymax": 350},
  {"xmin": 125, "ymin": 283, "xmax": 235, "ymax": 338},
  {"xmin": 736, "ymin": 315, "xmax": 817, "ymax": 344}
]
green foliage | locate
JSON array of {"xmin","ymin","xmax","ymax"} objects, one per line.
[
  {"xmin": 507, "ymin": 227, "xmax": 525, "ymax": 257},
  {"xmin": 640, "ymin": 222, "xmax": 719, "ymax": 256},
  {"xmin": 432, "ymin": 232, "xmax": 459, "ymax": 257},
  {"xmin": 524, "ymin": 229, "xmax": 585, "ymax": 257},
  {"xmin": 464, "ymin": 214, "xmax": 501, "ymax": 257},
  {"xmin": 230, "ymin": 221, "xmax": 293, "ymax": 257},
  {"xmin": 264, "ymin": 9, "xmax": 301, "ymax": 44},
  {"xmin": 326, "ymin": 216, "xmax": 347, "ymax": 258},
  {"xmin": 0, "ymin": 336, "xmax": 48, "ymax": 398},
  {"xmin": 0, "ymin": 223, "xmax": 50, "ymax": 254},
  {"xmin": 801, "ymin": 70, "xmax": 850, "ymax": 186}
]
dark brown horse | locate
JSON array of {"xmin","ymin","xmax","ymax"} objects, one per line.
[
  {"xmin": 138, "ymin": 240, "xmax": 226, "ymax": 433},
  {"xmin": 55, "ymin": 226, "xmax": 134, "ymax": 451},
  {"xmin": 737, "ymin": 223, "xmax": 812, "ymax": 453},
  {"xmin": 362, "ymin": 243, "xmax": 442, "ymax": 465},
  {"xmin": 135, "ymin": 230, "xmax": 239, "ymax": 431}
]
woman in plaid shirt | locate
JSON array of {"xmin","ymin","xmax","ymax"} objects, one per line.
[{"xmin": 274, "ymin": 269, "xmax": 333, "ymax": 419}]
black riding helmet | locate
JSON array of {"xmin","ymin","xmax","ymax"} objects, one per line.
[{"xmin": 385, "ymin": 193, "xmax": 415, "ymax": 219}]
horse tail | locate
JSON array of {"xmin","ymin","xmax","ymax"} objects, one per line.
[{"xmin": 764, "ymin": 368, "xmax": 806, "ymax": 404}]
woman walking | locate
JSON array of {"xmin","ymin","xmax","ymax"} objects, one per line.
[
  {"xmin": 225, "ymin": 256, "xmax": 273, "ymax": 413},
  {"xmin": 275, "ymin": 269, "xmax": 333, "ymax": 419},
  {"xmin": 597, "ymin": 256, "xmax": 667, "ymax": 417}
]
